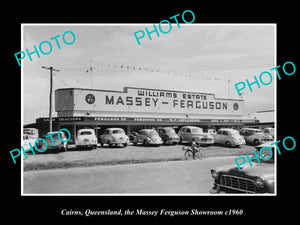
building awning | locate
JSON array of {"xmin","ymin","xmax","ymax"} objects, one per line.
[{"xmin": 36, "ymin": 116, "xmax": 258, "ymax": 124}]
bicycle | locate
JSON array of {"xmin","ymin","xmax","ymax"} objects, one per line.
[{"xmin": 182, "ymin": 146, "xmax": 204, "ymax": 160}]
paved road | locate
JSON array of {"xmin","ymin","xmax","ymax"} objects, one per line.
[{"xmin": 23, "ymin": 156, "xmax": 237, "ymax": 195}]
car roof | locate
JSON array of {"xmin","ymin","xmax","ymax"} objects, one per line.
[
  {"xmin": 256, "ymin": 141, "xmax": 274, "ymax": 148},
  {"xmin": 105, "ymin": 127, "xmax": 124, "ymax": 130},
  {"xmin": 158, "ymin": 127, "xmax": 175, "ymax": 130},
  {"xmin": 241, "ymin": 128, "xmax": 262, "ymax": 131},
  {"xmin": 218, "ymin": 128, "xmax": 236, "ymax": 131},
  {"xmin": 139, "ymin": 129, "xmax": 156, "ymax": 132},
  {"xmin": 78, "ymin": 129, "xmax": 94, "ymax": 131},
  {"xmin": 45, "ymin": 131, "xmax": 59, "ymax": 135}
]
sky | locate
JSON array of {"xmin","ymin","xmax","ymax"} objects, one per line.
[{"xmin": 22, "ymin": 24, "xmax": 275, "ymax": 125}]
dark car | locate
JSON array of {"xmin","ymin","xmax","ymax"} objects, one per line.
[
  {"xmin": 209, "ymin": 142, "xmax": 275, "ymax": 194},
  {"xmin": 157, "ymin": 127, "xmax": 180, "ymax": 144},
  {"xmin": 129, "ymin": 132, "xmax": 138, "ymax": 143},
  {"xmin": 36, "ymin": 131, "xmax": 68, "ymax": 153}
]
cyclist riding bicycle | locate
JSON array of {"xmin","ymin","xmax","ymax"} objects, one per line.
[
  {"xmin": 191, "ymin": 141, "xmax": 199, "ymax": 153},
  {"xmin": 183, "ymin": 140, "xmax": 204, "ymax": 160}
]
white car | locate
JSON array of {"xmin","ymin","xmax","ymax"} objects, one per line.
[
  {"xmin": 75, "ymin": 129, "xmax": 97, "ymax": 149},
  {"xmin": 23, "ymin": 128, "xmax": 39, "ymax": 150},
  {"xmin": 212, "ymin": 128, "xmax": 245, "ymax": 147},
  {"xmin": 239, "ymin": 128, "xmax": 265, "ymax": 145},
  {"xmin": 99, "ymin": 128, "xmax": 129, "ymax": 147},
  {"xmin": 262, "ymin": 127, "xmax": 275, "ymax": 142}
]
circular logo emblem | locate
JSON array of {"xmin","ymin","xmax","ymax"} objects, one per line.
[
  {"xmin": 85, "ymin": 94, "xmax": 95, "ymax": 104},
  {"xmin": 233, "ymin": 103, "xmax": 239, "ymax": 110}
]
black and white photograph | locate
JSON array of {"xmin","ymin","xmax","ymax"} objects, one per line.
[
  {"xmin": 4, "ymin": 5, "xmax": 298, "ymax": 224},
  {"xmin": 21, "ymin": 24, "xmax": 276, "ymax": 195}
]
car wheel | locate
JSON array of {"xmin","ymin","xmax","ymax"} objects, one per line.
[
  {"xmin": 225, "ymin": 141, "xmax": 231, "ymax": 147},
  {"xmin": 179, "ymin": 137, "xmax": 183, "ymax": 144},
  {"xmin": 254, "ymin": 139, "xmax": 260, "ymax": 145},
  {"xmin": 143, "ymin": 139, "xmax": 149, "ymax": 146},
  {"xmin": 123, "ymin": 143, "xmax": 127, "ymax": 147},
  {"xmin": 107, "ymin": 141, "xmax": 112, "ymax": 147}
]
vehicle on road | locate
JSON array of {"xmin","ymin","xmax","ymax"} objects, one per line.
[
  {"xmin": 239, "ymin": 128, "xmax": 265, "ymax": 145},
  {"xmin": 182, "ymin": 142, "xmax": 204, "ymax": 160},
  {"xmin": 76, "ymin": 129, "xmax": 97, "ymax": 149},
  {"xmin": 209, "ymin": 142, "xmax": 275, "ymax": 194},
  {"xmin": 134, "ymin": 129, "xmax": 163, "ymax": 146},
  {"xmin": 99, "ymin": 128, "xmax": 129, "ymax": 147},
  {"xmin": 212, "ymin": 128, "xmax": 245, "ymax": 147},
  {"xmin": 36, "ymin": 130, "xmax": 69, "ymax": 152},
  {"xmin": 129, "ymin": 132, "xmax": 138, "ymax": 143},
  {"xmin": 23, "ymin": 128, "xmax": 39, "ymax": 150},
  {"xmin": 178, "ymin": 126, "xmax": 214, "ymax": 145},
  {"xmin": 262, "ymin": 127, "xmax": 275, "ymax": 142},
  {"xmin": 157, "ymin": 127, "xmax": 180, "ymax": 144}
]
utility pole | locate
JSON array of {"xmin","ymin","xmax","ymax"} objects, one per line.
[{"xmin": 42, "ymin": 66, "xmax": 59, "ymax": 132}]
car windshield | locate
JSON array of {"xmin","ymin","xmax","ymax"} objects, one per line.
[
  {"xmin": 165, "ymin": 128, "xmax": 176, "ymax": 134},
  {"xmin": 112, "ymin": 130, "xmax": 124, "ymax": 134},
  {"xmin": 148, "ymin": 131, "xmax": 158, "ymax": 136},
  {"xmin": 80, "ymin": 131, "xmax": 92, "ymax": 135},
  {"xmin": 191, "ymin": 128, "xmax": 203, "ymax": 134}
]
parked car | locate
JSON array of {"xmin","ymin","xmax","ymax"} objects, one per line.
[
  {"xmin": 178, "ymin": 126, "xmax": 214, "ymax": 145},
  {"xmin": 207, "ymin": 129, "xmax": 216, "ymax": 135},
  {"xmin": 209, "ymin": 142, "xmax": 275, "ymax": 194},
  {"xmin": 36, "ymin": 130, "xmax": 69, "ymax": 152},
  {"xmin": 134, "ymin": 129, "xmax": 163, "ymax": 146},
  {"xmin": 262, "ymin": 127, "xmax": 275, "ymax": 142},
  {"xmin": 157, "ymin": 127, "xmax": 180, "ymax": 144},
  {"xmin": 212, "ymin": 128, "xmax": 245, "ymax": 147},
  {"xmin": 99, "ymin": 128, "xmax": 129, "ymax": 147},
  {"xmin": 129, "ymin": 132, "xmax": 138, "ymax": 143},
  {"xmin": 76, "ymin": 129, "xmax": 98, "ymax": 149},
  {"xmin": 239, "ymin": 128, "xmax": 265, "ymax": 145},
  {"xmin": 23, "ymin": 128, "xmax": 39, "ymax": 150}
]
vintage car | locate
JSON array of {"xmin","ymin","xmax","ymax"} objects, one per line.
[
  {"xmin": 212, "ymin": 128, "xmax": 245, "ymax": 147},
  {"xmin": 36, "ymin": 130, "xmax": 69, "ymax": 153},
  {"xmin": 209, "ymin": 142, "xmax": 275, "ymax": 194},
  {"xmin": 239, "ymin": 128, "xmax": 265, "ymax": 145},
  {"xmin": 23, "ymin": 128, "xmax": 39, "ymax": 150},
  {"xmin": 157, "ymin": 127, "xmax": 180, "ymax": 144},
  {"xmin": 75, "ymin": 129, "xmax": 98, "ymax": 149},
  {"xmin": 134, "ymin": 129, "xmax": 163, "ymax": 146},
  {"xmin": 178, "ymin": 126, "xmax": 214, "ymax": 145},
  {"xmin": 262, "ymin": 127, "xmax": 275, "ymax": 142},
  {"xmin": 99, "ymin": 128, "xmax": 129, "ymax": 147},
  {"xmin": 129, "ymin": 132, "xmax": 138, "ymax": 143}
]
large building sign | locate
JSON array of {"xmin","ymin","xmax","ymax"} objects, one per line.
[{"xmin": 55, "ymin": 87, "xmax": 244, "ymax": 117}]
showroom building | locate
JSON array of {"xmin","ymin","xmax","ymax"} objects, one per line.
[{"xmin": 29, "ymin": 86, "xmax": 258, "ymax": 142}]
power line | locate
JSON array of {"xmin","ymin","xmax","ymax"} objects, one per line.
[
  {"xmin": 92, "ymin": 63, "xmax": 228, "ymax": 82},
  {"xmin": 53, "ymin": 73, "xmax": 73, "ymax": 88}
]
